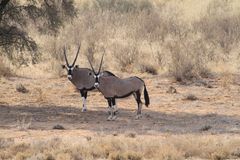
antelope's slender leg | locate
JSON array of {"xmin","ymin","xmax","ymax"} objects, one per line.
[
  {"xmin": 134, "ymin": 91, "xmax": 142, "ymax": 119},
  {"xmin": 107, "ymin": 98, "xmax": 117, "ymax": 121},
  {"xmin": 107, "ymin": 98, "xmax": 113, "ymax": 120},
  {"xmin": 107, "ymin": 99, "xmax": 112, "ymax": 115},
  {"xmin": 80, "ymin": 90, "xmax": 87, "ymax": 112},
  {"xmin": 112, "ymin": 98, "xmax": 118, "ymax": 114},
  {"xmin": 111, "ymin": 98, "xmax": 117, "ymax": 120}
]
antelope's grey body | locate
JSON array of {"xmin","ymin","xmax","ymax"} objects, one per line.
[
  {"xmin": 88, "ymin": 55, "xmax": 150, "ymax": 120},
  {"xmin": 62, "ymin": 44, "xmax": 115, "ymax": 112}
]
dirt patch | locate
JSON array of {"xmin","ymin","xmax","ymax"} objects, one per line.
[{"xmin": 0, "ymin": 75, "xmax": 239, "ymax": 136}]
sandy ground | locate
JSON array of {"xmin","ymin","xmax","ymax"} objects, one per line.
[{"xmin": 0, "ymin": 74, "xmax": 239, "ymax": 142}]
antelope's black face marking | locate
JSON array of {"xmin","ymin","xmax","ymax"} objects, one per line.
[
  {"xmin": 67, "ymin": 67, "xmax": 74, "ymax": 80},
  {"xmin": 93, "ymin": 73, "xmax": 104, "ymax": 88},
  {"xmin": 62, "ymin": 65, "xmax": 74, "ymax": 80},
  {"xmin": 94, "ymin": 74, "xmax": 100, "ymax": 88}
]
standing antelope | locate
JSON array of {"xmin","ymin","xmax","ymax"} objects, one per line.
[
  {"xmin": 62, "ymin": 44, "xmax": 116, "ymax": 112},
  {"xmin": 88, "ymin": 55, "xmax": 150, "ymax": 120}
]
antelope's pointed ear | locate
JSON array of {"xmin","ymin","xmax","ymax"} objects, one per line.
[
  {"xmin": 62, "ymin": 65, "xmax": 66, "ymax": 69},
  {"xmin": 75, "ymin": 65, "xmax": 79, "ymax": 68}
]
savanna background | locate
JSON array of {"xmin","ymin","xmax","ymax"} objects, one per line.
[{"xmin": 0, "ymin": 0, "xmax": 240, "ymax": 159}]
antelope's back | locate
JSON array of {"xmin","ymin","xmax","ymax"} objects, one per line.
[{"xmin": 99, "ymin": 75, "xmax": 144, "ymax": 98}]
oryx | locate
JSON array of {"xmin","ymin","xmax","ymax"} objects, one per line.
[
  {"xmin": 62, "ymin": 44, "xmax": 116, "ymax": 112},
  {"xmin": 88, "ymin": 55, "xmax": 150, "ymax": 120}
]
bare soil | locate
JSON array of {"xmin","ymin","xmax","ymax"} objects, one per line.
[{"xmin": 0, "ymin": 74, "xmax": 239, "ymax": 141}]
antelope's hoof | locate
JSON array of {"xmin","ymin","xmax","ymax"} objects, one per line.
[
  {"xmin": 82, "ymin": 108, "xmax": 87, "ymax": 112},
  {"xmin": 112, "ymin": 116, "xmax": 117, "ymax": 121},
  {"xmin": 113, "ymin": 111, "xmax": 118, "ymax": 115},
  {"xmin": 107, "ymin": 107, "xmax": 111, "ymax": 115},
  {"xmin": 107, "ymin": 116, "xmax": 112, "ymax": 121},
  {"xmin": 135, "ymin": 114, "xmax": 142, "ymax": 120}
]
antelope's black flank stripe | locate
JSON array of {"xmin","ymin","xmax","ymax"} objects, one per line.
[{"xmin": 104, "ymin": 71, "xmax": 116, "ymax": 76}]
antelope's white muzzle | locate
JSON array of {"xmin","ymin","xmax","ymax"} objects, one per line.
[
  {"xmin": 94, "ymin": 82, "xmax": 99, "ymax": 88},
  {"xmin": 67, "ymin": 75, "xmax": 72, "ymax": 80}
]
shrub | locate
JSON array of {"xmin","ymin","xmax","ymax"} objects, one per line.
[
  {"xmin": 195, "ymin": 0, "xmax": 240, "ymax": 60},
  {"xmin": 168, "ymin": 36, "xmax": 209, "ymax": 82},
  {"xmin": 139, "ymin": 64, "xmax": 158, "ymax": 75},
  {"xmin": 113, "ymin": 43, "xmax": 139, "ymax": 72},
  {"xmin": 185, "ymin": 94, "xmax": 198, "ymax": 101},
  {"xmin": 0, "ymin": 57, "xmax": 13, "ymax": 77},
  {"xmin": 200, "ymin": 125, "xmax": 212, "ymax": 131}
]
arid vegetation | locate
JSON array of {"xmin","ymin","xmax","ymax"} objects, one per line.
[
  {"xmin": 0, "ymin": 0, "xmax": 240, "ymax": 160},
  {"xmin": 0, "ymin": 135, "xmax": 240, "ymax": 160},
  {"xmin": 0, "ymin": 0, "xmax": 240, "ymax": 79}
]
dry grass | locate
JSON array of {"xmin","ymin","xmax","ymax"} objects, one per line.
[
  {"xmin": 35, "ymin": 87, "xmax": 48, "ymax": 104},
  {"xmin": 16, "ymin": 114, "xmax": 32, "ymax": 131},
  {"xmin": 1, "ymin": 0, "xmax": 239, "ymax": 80},
  {"xmin": 0, "ymin": 57, "xmax": 13, "ymax": 77},
  {"xmin": 220, "ymin": 71, "xmax": 234, "ymax": 88},
  {"xmin": 0, "ymin": 135, "xmax": 239, "ymax": 160}
]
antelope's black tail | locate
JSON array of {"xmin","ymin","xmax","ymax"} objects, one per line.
[{"xmin": 144, "ymin": 84, "xmax": 150, "ymax": 107}]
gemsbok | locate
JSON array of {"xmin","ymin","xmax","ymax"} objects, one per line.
[
  {"xmin": 62, "ymin": 44, "xmax": 116, "ymax": 112},
  {"xmin": 88, "ymin": 55, "xmax": 150, "ymax": 120}
]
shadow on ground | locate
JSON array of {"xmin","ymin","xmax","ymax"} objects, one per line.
[{"xmin": 0, "ymin": 105, "xmax": 239, "ymax": 135}]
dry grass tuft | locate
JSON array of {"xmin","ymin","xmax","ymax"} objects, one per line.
[
  {"xmin": 46, "ymin": 154, "xmax": 55, "ymax": 160},
  {"xmin": 52, "ymin": 124, "xmax": 65, "ymax": 130},
  {"xmin": 110, "ymin": 151, "xmax": 142, "ymax": 160},
  {"xmin": 16, "ymin": 84, "xmax": 29, "ymax": 93},
  {"xmin": 109, "ymin": 152, "xmax": 125, "ymax": 160},
  {"xmin": 185, "ymin": 94, "xmax": 198, "ymax": 101},
  {"xmin": 167, "ymin": 86, "xmax": 177, "ymax": 94},
  {"xmin": 124, "ymin": 152, "xmax": 142, "ymax": 160},
  {"xmin": 200, "ymin": 125, "xmax": 212, "ymax": 132},
  {"xmin": 125, "ymin": 132, "xmax": 136, "ymax": 138},
  {"xmin": 16, "ymin": 114, "xmax": 32, "ymax": 131},
  {"xmin": 35, "ymin": 88, "xmax": 47, "ymax": 103}
]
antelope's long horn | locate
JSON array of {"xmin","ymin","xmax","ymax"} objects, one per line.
[
  {"xmin": 72, "ymin": 43, "xmax": 81, "ymax": 66},
  {"xmin": 87, "ymin": 57, "xmax": 96, "ymax": 74},
  {"xmin": 98, "ymin": 53, "xmax": 104, "ymax": 74},
  {"xmin": 63, "ymin": 46, "xmax": 69, "ymax": 67}
]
